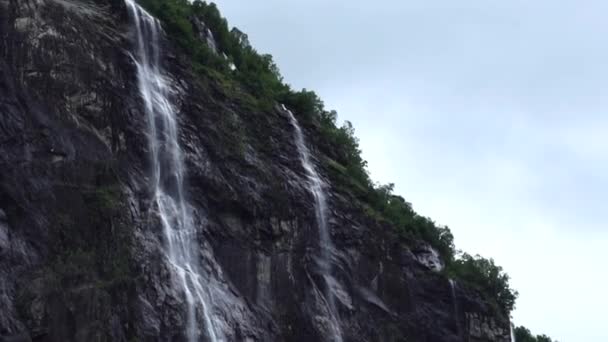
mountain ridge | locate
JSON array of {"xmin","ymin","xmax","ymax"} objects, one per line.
[{"xmin": 0, "ymin": 0, "xmax": 552, "ymax": 341}]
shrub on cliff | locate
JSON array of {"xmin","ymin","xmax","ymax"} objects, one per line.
[
  {"xmin": 514, "ymin": 326, "xmax": 557, "ymax": 342},
  {"xmin": 446, "ymin": 253, "xmax": 518, "ymax": 315}
]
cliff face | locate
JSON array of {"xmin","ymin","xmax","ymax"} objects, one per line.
[{"xmin": 0, "ymin": 0, "xmax": 510, "ymax": 341}]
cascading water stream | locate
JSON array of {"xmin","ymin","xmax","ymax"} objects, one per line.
[
  {"xmin": 449, "ymin": 279, "xmax": 463, "ymax": 341},
  {"xmin": 284, "ymin": 106, "xmax": 342, "ymax": 342},
  {"xmin": 125, "ymin": 1, "xmax": 219, "ymax": 341},
  {"xmin": 511, "ymin": 323, "xmax": 517, "ymax": 342}
]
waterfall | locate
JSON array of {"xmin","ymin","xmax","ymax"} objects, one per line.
[
  {"xmin": 449, "ymin": 279, "xmax": 463, "ymax": 341},
  {"xmin": 510, "ymin": 323, "xmax": 517, "ymax": 342},
  {"xmin": 205, "ymin": 27, "xmax": 219, "ymax": 54},
  {"xmin": 284, "ymin": 106, "xmax": 342, "ymax": 342},
  {"xmin": 125, "ymin": 1, "xmax": 219, "ymax": 341}
]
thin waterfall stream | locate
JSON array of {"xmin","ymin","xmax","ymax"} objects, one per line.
[
  {"xmin": 511, "ymin": 323, "xmax": 517, "ymax": 342},
  {"xmin": 449, "ymin": 279, "xmax": 463, "ymax": 341},
  {"xmin": 125, "ymin": 1, "xmax": 219, "ymax": 341},
  {"xmin": 284, "ymin": 106, "xmax": 343, "ymax": 342}
]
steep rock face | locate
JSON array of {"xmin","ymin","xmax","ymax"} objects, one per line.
[
  {"xmin": 0, "ymin": 0, "xmax": 510, "ymax": 341},
  {"xmin": 0, "ymin": 0, "xmax": 137, "ymax": 340}
]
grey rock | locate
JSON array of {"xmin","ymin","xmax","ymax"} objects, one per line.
[{"xmin": 413, "ymin": 244, "xmax": 445, "ymax": 272}]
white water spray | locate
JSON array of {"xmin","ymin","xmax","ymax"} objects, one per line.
[
  {"xmin": 125, "ymin": 2, "xmax": 219, "ymax": 341},
  {"xmin": 284, "ymin": 106, "xmax": 342, "ymax": 342}
]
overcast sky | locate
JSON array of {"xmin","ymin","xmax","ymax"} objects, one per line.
[{"xmin": 213, "ymin": 1, "xmax": 607, "ymax": 340}]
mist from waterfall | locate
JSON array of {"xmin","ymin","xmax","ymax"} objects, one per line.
[
  {"xmin": 125, "ymin": 1, "xmax": 219, "ymax": 341},
  {"xmin": 284, "ymin": 106, "xmax": 342, "ymax": 342}
]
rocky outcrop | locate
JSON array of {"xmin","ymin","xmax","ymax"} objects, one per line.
[
  {"xmin": 0, "ymin": 0, "xmax": 510, "ymax": 341},
  {"xmin": 466, "ymin": 313, "xmax": 511, "ymax": 342}
]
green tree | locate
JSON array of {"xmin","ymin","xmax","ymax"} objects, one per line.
[
  {"xmin": 514, "ymin": 326, "xmax": 556, "ymax": 342},
  {"xmin": 447, "ymin": 253, "xmax": 518, "ymax": 314}
]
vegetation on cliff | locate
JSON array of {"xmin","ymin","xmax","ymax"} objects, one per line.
[
  {"xmin": 137, "ymin": 0, "xmax": 517, "ymax": 317},
  {"xmin": 515, "ymin": 326, "xmax": 558, "ymax": 342}
]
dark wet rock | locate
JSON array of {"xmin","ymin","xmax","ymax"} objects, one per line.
[
  {"xmin": 466, "ymin": 312, "xmax": 510, "ymax": 342},
  {"xmin": 0, "ymin": 0, "xmax": 511, "ymax": 341}
]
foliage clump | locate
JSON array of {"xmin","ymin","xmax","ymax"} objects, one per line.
[
  {"xmin": 446, "ymin": 253, "xmax": 518, "ymax": 315},
  {"xmin": 515, "ymin": 326, "xmax": 558, "ymax": 342}
]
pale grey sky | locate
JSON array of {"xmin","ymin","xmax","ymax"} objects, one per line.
[{"xmin": 214, "ymin": 1, "xmax": 608, "ymax": 340}]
